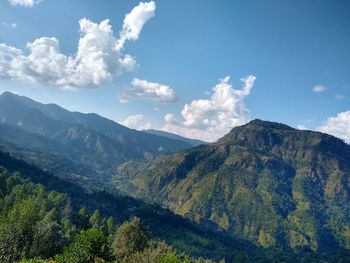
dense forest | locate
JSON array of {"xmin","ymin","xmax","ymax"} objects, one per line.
[{"xmin": 0, "ymin": 167, "xmax": 222, "ymax": 263}]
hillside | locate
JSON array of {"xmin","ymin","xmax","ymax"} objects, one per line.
[
  {"xmin": 114, "ymin": 119, "xmax": 350, "ymax": 253},
  {"xmin": 0, "ymin": 147, "xmax": 269, "ymax": 262},
  {"xmin": 0, "ymin": 92, "xmax": 194, "ymax": 182}
]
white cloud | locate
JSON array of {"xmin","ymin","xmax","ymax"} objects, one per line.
[
  {"xmin": 11, "ymin": 23, "xmax": 17, "ymax": 28},
  {"xmin": 313, "ymin": 84, "xmax": 327, "ymax": 93},
  {"xmin": 318, "ymin": 111, "xmax": 350, "ymax": 144},
  {"xmin": 120, "ymin": 114, "xmax": 152, "ymax": 130},
  {"xmin": 120, "ymin": 78, "xmax": 177, "ymax": 103},
  {"xmin": 162, "ymin": 75, "xmax": 256, "ymax": 142},
  {"xmin": 0, "ymin": 1, "xmax": 156, "ymax": 89},
  {"xmin": 8, "ymin": 0, "xmax": 41, "ymax": 7},
  {"xmin": 297, "ymin": 124, "xmax": 307, "ymax": 130},
  {"xmin": 117, "ymin": 1, "xmax": 156, "ymax": 50}
]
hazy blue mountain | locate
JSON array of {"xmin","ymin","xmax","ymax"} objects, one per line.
[
  {"xmin": 0, "ymin": 91, "xmax": 194, "ymax": 182},
  {"xmin": 144, "ymin": 129, "xmax": 207, "ymax": 147}
]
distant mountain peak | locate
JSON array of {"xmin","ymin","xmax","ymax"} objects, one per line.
[
  {"xmin": 220, "ymin": 119, "xmax": 295, "ymax": 144},
  {"xmin": 0, "ymin": 91, "xmax": 20, "ymax": 99},
  {"xmin": 1, "ymin": 91, "xmax": 17, "ymax": 96}
]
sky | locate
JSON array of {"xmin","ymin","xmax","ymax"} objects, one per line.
[{"xmin": 0, "ymin": 0, "xmax": 349, "ymax": 142}]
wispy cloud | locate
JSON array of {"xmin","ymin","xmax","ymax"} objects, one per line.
[
  {"xmin": 313, "ymin": 84, "xmax": 327, "ymax": 93},
  {"xmin": 120, "ymin": 78, "xmax": 177, "ymax": 103},
  {"xmin": 8, "ymin": 0, "xmax": 41, "ymax": 7},
  {"xmin": 162, "ymin": 75, "xmax": 256, "ymax": 141},
  {"xmin": 0, "ymin": 1, "xmax": 156, "ymax": 89},
  {"xmin": 335, "ymin": 93, "xmax": 346, "ymax": 100},
  {"xmin": 1, "ymin": 22, "xmax": 18, "ymax": 28}
]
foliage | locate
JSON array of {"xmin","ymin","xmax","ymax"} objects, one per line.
[
  {"xmin": 56, "ymin": 228, "xmax": 111, "ymax": 263},
  {"xmin": 0, "ymin": 171, "xmax": 68, "ymax": 262},
  {"xmin": 112, "ymin": 217, "xmax": 150, "ymax": 261},
  {"xmin": 0, "ymin": 167, "xmax": 220, "ymax": 263}
]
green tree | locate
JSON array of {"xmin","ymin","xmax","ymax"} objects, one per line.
[
  {"xmin": 89, "ymin": 209, "xmax": 101, "ymax": 229},
  {"xmin": 125, "ymin": 240, "xmax": 206, "ymax": 263},
  {"xmin": 56, "ymin": 228, "xmax": 110, "ymax": 263},
  {"xmin": 30, "ymin": 209, "xmax": 64, "ymax": 258},
  {"xmin": 112, "ymin": 217, "xmax": 150, "ymax": 261},
  {"xmin": 0, "ymin": 170, "xmax": 7, "ymax": 198},
  {"xmin": 106, "ymin": 216, "xmax": 115, "ymax": 235},
  {"xmin": 0, "ymin": 185, "xmax": 43, "ymax": 262},
  {"xmin": 78, "ymin": 207, "xmax": 89, "ymax": 228}
]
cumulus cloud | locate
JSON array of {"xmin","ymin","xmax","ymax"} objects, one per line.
[
  {"xmin": 162, "ymin": 75, "xmax": 256, "ymax": 142},
  {"xmin": 318, "ymin": 111, "xmax": 350, "ymax": 144},
  {"xmin": 120, "ymin": 114, "xmax": 152, "ymax": 130},
  {"xmin": 297, "ymin": 124, "xmax": 307, "ymax": 130},
  {"xmin": 0, "ymin": 1, "xmax": 156, "ymax": 89},
  {"xmin": 313, "ymin": 84, "xmax": 327, "ymax": 93},
  {"xmin": 120, "ymin": 78, "xmax": 177, "ymax": 103},
  {"xmin": 8, "ymin": 0, "xmax": 41, "ymax": 7},
  {"xmin": 117, "ymin": 1, "xmax": 156, "ymax": 50}
]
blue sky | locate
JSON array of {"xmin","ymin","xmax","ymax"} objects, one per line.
[{"xmin": 0, "ymin": 0, "xmax": 349, "ymax": 142}]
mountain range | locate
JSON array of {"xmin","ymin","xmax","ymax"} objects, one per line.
[{"xmin": 0, "ymin": 92, "xmax": 195, "ymax": 183}]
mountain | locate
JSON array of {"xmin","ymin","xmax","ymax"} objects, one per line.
[
  {"xmin": 0, "ymin": 91, "xmax": 194, "ymax": 182},
  {"xmin": 114, "ymin": 119, "xmax": 350, "ymax": 253},
  {"xmin": 144, "ymin": 129, "xmax": 207, "ymax": 147}
]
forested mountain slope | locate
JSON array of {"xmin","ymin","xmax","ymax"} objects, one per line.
[
  {"xmin": 114, "ymin": 119, "xmax": 350, "ymax": 253},
  {"xmin": 0, "ymin": 148, "xmax": 266, "ymax": 262}
]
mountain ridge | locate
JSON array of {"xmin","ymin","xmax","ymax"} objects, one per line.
[{"xmin": 0, "ymin": 92, "xmax": 195, "ymax": 183}]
